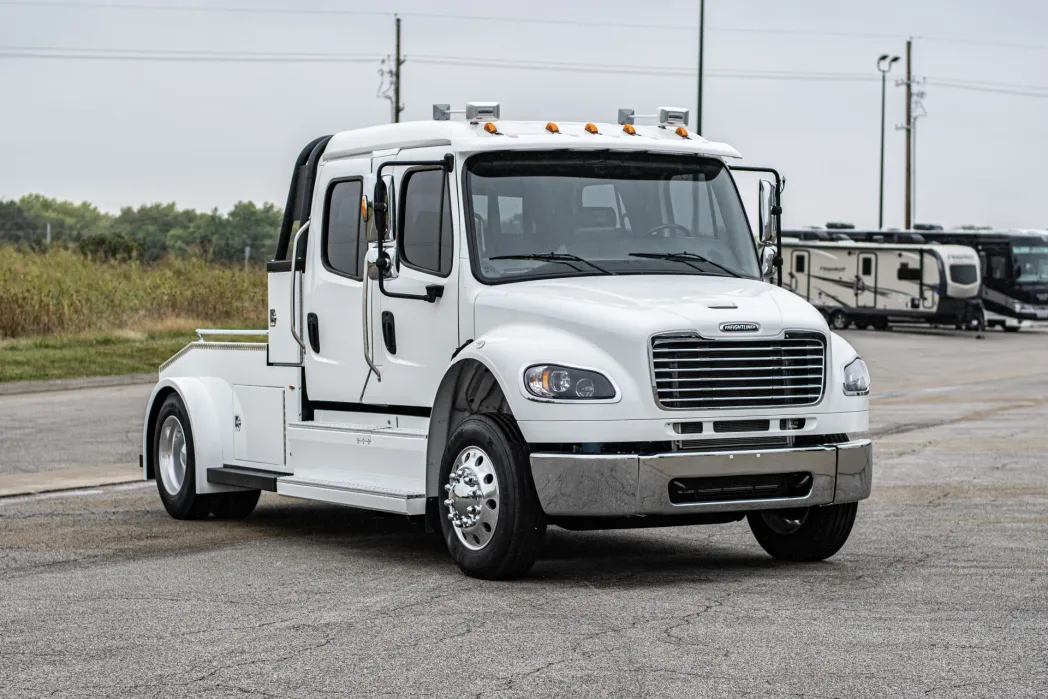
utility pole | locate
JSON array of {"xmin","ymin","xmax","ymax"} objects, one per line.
[
  {"xmin": 393, "ymin": 15, "xmax": 403, "ymax": 123},
  {"xmin": 696, "ymin": 0, "xmax": 704, "ymax": 135},
  {"xmin": 904, "ymin": 38, "xmax": 912, "ymax": 230}
]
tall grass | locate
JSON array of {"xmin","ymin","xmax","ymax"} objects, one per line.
[{"xmin": 0, "ymin": 247, "xmax": 266, "ymax": 338}]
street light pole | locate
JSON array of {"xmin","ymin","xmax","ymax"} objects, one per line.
[
  {"xmin": 696, "ymin": 0, "xmax": 705, "ymax": 135},
  {"xmin": 877, "ymin": 54, "xmax": 900, "ymax": 230}
]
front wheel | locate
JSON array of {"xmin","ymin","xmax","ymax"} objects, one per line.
[
  {"xmin": 438, "ymin": 414, "xmax": 546, "ymax": 580},
  {"xmin": 747, "ymin": 502, "xmax": 858, "ymax": 562},
  {"xmin": 828, "ymin": 309, "xmax": 851, "ymax": 331}
]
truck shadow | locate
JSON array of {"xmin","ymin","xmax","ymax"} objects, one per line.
[{"xmin": 244, "ymin": 498, "xmax": 790, "ymax": 584}]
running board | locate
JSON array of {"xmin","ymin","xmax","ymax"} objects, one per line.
[
  {"xmin": 276, "ymin": 476, "xmax": 427, "ymax": 516},
  {"xmin": 207, "ymin": 465, "xmax": 281, "ymax": 492}
]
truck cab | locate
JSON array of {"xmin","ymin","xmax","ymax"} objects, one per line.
[{"xmin": 143, "ymin": 104, "xmax": 873, "ymax": 579}]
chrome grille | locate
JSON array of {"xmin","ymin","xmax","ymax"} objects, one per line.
[{"xmin": 651, "ymin": 331, "xmax": 826, "ymax": 410}]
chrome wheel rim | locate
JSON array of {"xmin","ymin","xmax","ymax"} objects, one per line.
[
  {"xmin": 443, "ymin": 447, "xmax": 500, "ymax": 551},
  {"xmin": 761, "ymin": 507, "xmax": 809, "ymax": 535},
  {"xmin": 158, "ymin": 415, "xmax": 187, "ymax": 495}
]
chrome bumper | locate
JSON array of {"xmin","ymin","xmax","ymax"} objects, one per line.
[{"xmin": 530, "ymin": 440, "xmax": 872, "ymax": 517}]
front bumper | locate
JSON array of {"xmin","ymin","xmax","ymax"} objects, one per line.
[{"xmin": 530, "ymin": 440, "xmax": 872, "ymax": 517}]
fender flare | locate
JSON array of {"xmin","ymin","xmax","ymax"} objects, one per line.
[
  {"xmin": 142, "ymin": 377, "xmax": 236, "ymax": 495},
  {"xmin": 425, "ymin": 351, "xmax": 513, "ymax": 498}
]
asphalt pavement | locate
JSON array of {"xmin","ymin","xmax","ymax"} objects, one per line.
[{"xmin": 0, "ymin": 327, "xmax": 1046, "ymax": 698}]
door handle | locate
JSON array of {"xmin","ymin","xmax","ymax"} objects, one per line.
[
  {"xmin": 306, "ymin": 313, "xmax": 320, "ymax": 353},
  {"xmin": 381, "ymin": 311, "xmax": 396, "ymax": 355}
]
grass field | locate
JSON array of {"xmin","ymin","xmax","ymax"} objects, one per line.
[
  {"xmin": 0, "ymin": 248, "xmax": 267, "ymax": 383},
  {"xmin": 0, "ymin": 332, "xmax": 196, "ymax": 382}
]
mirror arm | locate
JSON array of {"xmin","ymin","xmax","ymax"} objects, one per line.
[{"xmin": 731, "ymin": 165, "xmax": 785, "ymax": 287}]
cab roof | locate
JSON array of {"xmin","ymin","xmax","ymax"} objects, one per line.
[{"xmin": 322, "ymin": 120, "xmax": 742, "ymax": 162}]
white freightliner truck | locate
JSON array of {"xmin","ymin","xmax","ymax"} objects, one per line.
[{"xmin": 142, "ymin": 104, "xmax": 873, "ymax": 579}]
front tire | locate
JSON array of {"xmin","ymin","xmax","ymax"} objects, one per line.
[
  {"xmin": 747, "ymin": 502, "xmax": 858, "ymax": 562},
  {"xmin": 828, "ymin": 309, "xmax": 851, "ymax": 330},
  {"xmin": 153, "ymin": 393, "xmax": 212, "ymax": 520},
  {"xmin": 438, "ymin": 414, "xmax": 546, "ymax": 580}
]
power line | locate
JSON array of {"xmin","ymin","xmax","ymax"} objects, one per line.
[
  {"xmin": 0, "ymin": 0, "xmax": 389, "ymax": 16},
  {"xmin": 925, "ymin": 80, "xmax": 1048, "ymax": 98},
  {"xmin": 0, "ymin": 46, "xmax": 383, "ymax": 63}
]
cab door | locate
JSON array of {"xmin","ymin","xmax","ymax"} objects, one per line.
[
  {"xmin": 302, "ymin": 156, "xmax": 373, "ymax": 403},
  {"xmin": 856, "ymin": 252, "xmax": 878, "ymax": 308},
  {"xmin": 366, "ymin": 147, "xmax": 460, "ymax": 408}
]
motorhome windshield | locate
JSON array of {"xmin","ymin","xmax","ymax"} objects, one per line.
[
  {"xmin": 1013, "ymin": 244, "xmax": 1048, "ymax": 284},
  {"xmin": 465, "ymin": 151, "xmax": 760, "ymax": 283}
]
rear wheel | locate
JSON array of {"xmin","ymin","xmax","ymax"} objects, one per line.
[
  {"xmin": 438, "ymin": 414, "xmax": 546, "ymax": 580},
  {"xmin": 747, "ymin": 502, "xmax": 858, "ymax": 562},
  {"xmin": 153, "ymin": 394, "xmax": 212, "ymax": 520},
  {"xmin": 828, "ymin": 310, "xmax": 851, "ymax": 331},
  {"xmin": 210, "ymin": 491, "xmax": 261, "ymax": 519}
]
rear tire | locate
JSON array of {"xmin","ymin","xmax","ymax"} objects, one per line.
[
  {"xmin": 153, "ymin": 393, "xmax": 213, "ymax": 520},
  {"xmin": 210, "ymin": 491, "xmax": 261, "ymax": 519},
  {"xmin": 438, "ymin": 414, "xmax": 546, "ymax": 580},
  {"xmin": 747, "ymin": 502, "xmax": 858, "ymax": 562},
  {"xmin": 828, "ymin": 310, "xmax": 851, "ymax": 330}
]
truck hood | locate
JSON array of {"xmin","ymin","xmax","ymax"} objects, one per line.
[{"xmin": 473, "ymin": 275, "xmax": 828, "ymax": 340}]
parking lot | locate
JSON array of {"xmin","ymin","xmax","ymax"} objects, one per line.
[{"xmin": 1, "ymin": 327, "xmax": 1046, "ymax": 698}]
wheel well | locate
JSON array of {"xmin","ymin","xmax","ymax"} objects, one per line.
[
  {"xmin": 144, "ymin": 387, "xmax": 178, "ymax": 480},
  {"xmin": 426, "ymin": 359, "xmax": 512, "ymax": 498}
]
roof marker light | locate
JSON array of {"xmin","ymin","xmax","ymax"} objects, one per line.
[
  {"xmin": 585, "ymin": 123, "xmax": 599, "ymax": 134},
  {"xmin": 546, "ymin": 122, "xmax": 560, "ymax": 134},
  {"xmin": 483, "ymin": 122, "xmax": 499, "ymax": 134},
  {"xmin": 622, "ymin": 123, "xmax": 637, "ymax": 135},
  {"xmin": 675, "ymin": 126, "xmax": 690, "ymax": 139}
]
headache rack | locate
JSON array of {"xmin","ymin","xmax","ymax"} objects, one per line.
[{"xmin": 650, "ymin": 331, "xmax": 827, "ymax": 410}]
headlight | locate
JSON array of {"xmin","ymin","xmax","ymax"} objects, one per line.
[
  {"xmin": 524, "ymin": 365, "xmax": 616, "ymax": 400},
  {"xmin": 843, "ymin": 357, "xmax": 871, "ymax": 396}
]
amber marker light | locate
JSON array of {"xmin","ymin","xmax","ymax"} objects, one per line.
[
  {"xmin": 623, "ymin": 124, "xmax": 637, "ymax": 135},
  {"xmin": 585, "ymin": 123, "xmax": 599, "ymax": 134},
  {"xmin": 484, "ymin": 122, "xmax": 499, "ymax": 134},
  {"xmin": 675, "ymin": 126, "xmax": 690, "ymax": 138},
  {"xmin": 546, "ymin": 122, "xmax": 560, "ymax": 133}
]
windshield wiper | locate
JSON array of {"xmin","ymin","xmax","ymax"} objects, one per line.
[
  {"xmin": 628, "ymin": 251, "xmax": 742, "ymax": 278},
  {"xmin": 489, "ymin": 253, "xmax": 615, "ymax": 276}
]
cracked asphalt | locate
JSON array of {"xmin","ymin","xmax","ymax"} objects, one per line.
[{"xmin": 1, "ymin": 327, "xmax": 1046, "ymax": 698}]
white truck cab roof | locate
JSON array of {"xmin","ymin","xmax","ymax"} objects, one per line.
[{"xmin": 322, "ymin": 119, "xmax": 743, "ymax": 162}]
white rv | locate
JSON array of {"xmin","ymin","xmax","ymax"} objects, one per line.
[
  {"xmin": 780, "ymin": 236, "xmax": 983, "ymax": 330},
  {"xmin": 142, "ymin": 104, "xmax": 873, "ymax": 580}
]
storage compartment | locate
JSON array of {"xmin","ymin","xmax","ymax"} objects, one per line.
[
  {"xmin": 267, "ymin": 270, "xmax": 301, "ymax": 365},
  {"xmin": 232, "ymin": 385, "xmax": 286, "ymax": 466}
]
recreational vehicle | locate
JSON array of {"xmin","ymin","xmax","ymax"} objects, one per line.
[
  {"xmin": 852, "ymin": 229, "xmax": 1048, "ymax": 331},
  {"xmin": 780, "ymin": 235, "xmax": 983, "ymax": 330}
]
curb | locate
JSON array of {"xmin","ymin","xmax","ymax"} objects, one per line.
[
  {"xmin": 0, "ymin": 373, "xmax": 157, "ymax": 397},
  {"xmin": 0, "ymin": 465, "xmax": 144, "ymax": 499}
]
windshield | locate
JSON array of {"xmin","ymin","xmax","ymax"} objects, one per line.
[
  {"xmin": 465, "ymin": 151, "xmax": 761, "ymax": 283},
  {"xmin": 1013, "ymin": 244, "xmax": 1048, "ymax": 284}
]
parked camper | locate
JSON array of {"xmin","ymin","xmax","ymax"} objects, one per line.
[
  {"xmin": 851, "ymin": 229, "xmax": 1048, "ymax": 332},
  {"xmin": 143, "ymin": 105, "xmax": 873, "ymax": 579},
  {"xmin": 781, "ymin": 235, "xmax": 983, "ymax": 330}
]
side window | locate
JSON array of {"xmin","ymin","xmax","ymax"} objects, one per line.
[
  {"xmin": 861, "ymin": 257, "xmax": 874, "ymax": 276},
  {"xmin": 897, "ymin": 263, "xmax": 921, "ymax": 281},
  {"xmin": 795, "ymin": 255, "xmax": 806, "ymax": 273},
  {"xmin": 401, "ymin": 169, "xmax": 453, "ymax": 276},
  {"xmin": 323, "ymin": 179, "xmax": 365, "ymax": 278}
]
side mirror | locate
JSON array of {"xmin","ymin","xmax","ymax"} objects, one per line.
[
  {"xmin": 758, "ymin": 179, "xmax": 779, "ymax": 244},
  {"xmin": 374, "ymin": 179, "xmax": 389, "ymax": 240},
  {"xmin": 761, "ymin": 245, "xmax": 778, "ymax": 280}
]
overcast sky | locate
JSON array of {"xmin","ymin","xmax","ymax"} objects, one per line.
[{"xmin": 2, "ymin": 0, "xmax": 1047, "ymax": 230}]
